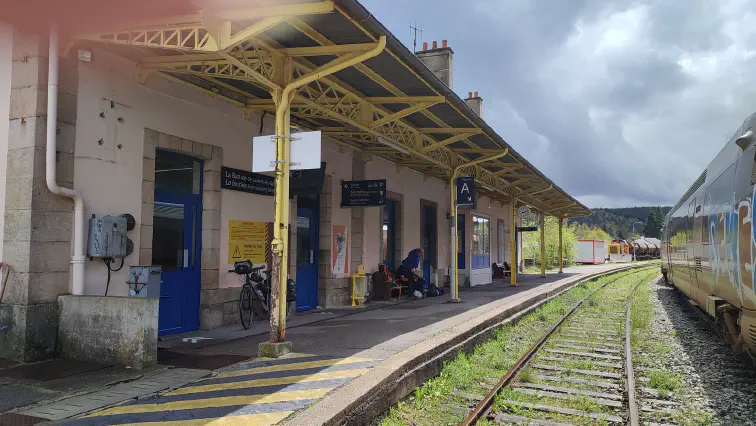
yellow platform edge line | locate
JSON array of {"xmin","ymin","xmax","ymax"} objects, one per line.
[
  {"xmin": 117, "ymin": 411, "xmax": 293, "ymax": 426},
  {"xmin": 167, "ymin": 368, "xmax": 369, "ymax": 396},
  {"xmin": 84, "ymin": 388, "xmax": 332, "ymax": 417},
  {"xmin": 217, "ymin": 357, "xmax": 373, "ymax": 379}
]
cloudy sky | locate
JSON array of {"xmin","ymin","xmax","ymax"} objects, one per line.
[{"xmin": 362, "ymin": 0, "xmax": 756, "ymax": 208}]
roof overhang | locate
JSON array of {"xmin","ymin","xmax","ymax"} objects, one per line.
[{"xmin": 71, "ymin": 0, "xmax": 591, "ymax": 217}]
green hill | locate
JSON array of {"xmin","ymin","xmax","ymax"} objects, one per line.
[{"xmin": 568, "ymin": 206, "xmax": 672, "ymax": 240}]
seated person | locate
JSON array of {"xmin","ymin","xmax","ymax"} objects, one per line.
[{"xmin": 396, "ymin": 248, "xmax": 425, "ymax": 298}]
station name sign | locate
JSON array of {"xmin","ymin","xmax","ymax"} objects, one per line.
[
  {"xmin": 221, "ymin": 167, "xmax": 274, "ymax": 196},
  {"xmin": 341, "ymin": 179, "xmax": 386, "ymax": 207}
]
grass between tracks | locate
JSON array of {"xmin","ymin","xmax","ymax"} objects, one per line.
[{"xmin": 378, "ymin": 267, "xmax": 653, "ymax": 426}]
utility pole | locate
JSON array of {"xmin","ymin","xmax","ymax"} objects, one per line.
[{"xmin": 410, "ymin": 21, "xmax": 423, "ymax": 53}]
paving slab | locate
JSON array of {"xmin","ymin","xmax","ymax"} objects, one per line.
[{"xmin": 18, "ymin": 367, "xmax": 210, "ymax": 421}]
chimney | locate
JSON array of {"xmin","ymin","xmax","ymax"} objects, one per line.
[
  {"xmin": 416, "ymin": 39, "xmax": 454, "ymax": 89},
  {"xmin": 465, "ymin": 91, "xmax": 483, "ymax": 117}
]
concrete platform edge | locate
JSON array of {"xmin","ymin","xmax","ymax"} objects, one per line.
[{"xmin": 285, "ymin": 264, "xmax": 646, "ymax": 426}]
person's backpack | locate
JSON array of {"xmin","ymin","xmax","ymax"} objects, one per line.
[{"xmin": 379, "ymin": 264, "xmax": 395, "ymax": 283}]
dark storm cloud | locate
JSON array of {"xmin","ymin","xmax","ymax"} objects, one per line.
[{"xmin": 362, "ymin": 0, "xmax": 756, "ymax": 207}]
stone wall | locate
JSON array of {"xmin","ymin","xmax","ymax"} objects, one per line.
[
  {"xmin": 0, "ymin": 29, "xmax": 77, "ymax": 362},
  {"xmin": 57, "ymin": 295, "xmax": 158, "ymax": 368}
]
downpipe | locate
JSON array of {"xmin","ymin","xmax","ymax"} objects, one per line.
[{"xmin": 47, "ymin": 25, "xmax": 85, "ymax": 295}]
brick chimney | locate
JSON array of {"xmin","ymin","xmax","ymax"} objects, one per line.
[
  {"xmin": 465, "ymin": 91, "xmax": 482, "ymax": 117},
  {"xmin": 416, "ymin": 39, "xmax": 453, "ymax": 89}
]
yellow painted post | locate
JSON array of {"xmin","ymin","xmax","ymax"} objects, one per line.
[
  {"xmin": 559, "ymin": 217, "xmax": 564, "ymax": 274},
  {"xmin": 449, "ymin": 172, "xmax": 459, "ymax": 301},
  {"xmin": 540, "ymin": 212, "xmax": 546, "ymax": 278},
  {"xmin": 269, "ymin": 89, "xmax": 292, "ymax": 343},
  {"xmin": 449, "ymin": 149, "xmax": 509, "ymax": 301},
  {"xmin": 510, "ymin": 198, "xmax": 517, "ymax": 286},
  {"xmin": 267, "ymin": 37, "xmax": 388, "ymax": 347}
]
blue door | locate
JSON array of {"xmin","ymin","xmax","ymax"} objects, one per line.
[
  {"xmin": 421, "ymin": 203, "xmax": 437, "ymax": 289},
  {"xmin": 153, "ymin": 151, "xmax": 202, "ymax": 336},
  {"xmin": 457, "ymin": 214, "xmax": 466, "ymax": 269},
  {"xmin": 296, "ymin": 205, "xmax": 319, "ymax": 311}
]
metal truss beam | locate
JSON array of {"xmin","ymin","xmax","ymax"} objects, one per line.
[
  {"xmin": 369, "ymin": 102, "xmax": 438, "ymax": 128},
  {"xmin": 77, "ymin": 2, "xmax": 335, "ymax": 53}
]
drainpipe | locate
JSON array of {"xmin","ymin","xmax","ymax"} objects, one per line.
[
  {"xmin": 47, "ymin": 25, "xmax": 86, "ymax": 295},
  {"xmin": 449, "ymin": 148, "xmax": 509, "ymax": 302}
]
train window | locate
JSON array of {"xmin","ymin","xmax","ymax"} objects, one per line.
[{"xmin": 695, "ymin": 205, "xmax": 701, "ymax": 213}]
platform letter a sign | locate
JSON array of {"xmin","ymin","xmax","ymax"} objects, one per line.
[{"xmin": 456, "ymin": 177, "xmax": 476, "ymax": 206}]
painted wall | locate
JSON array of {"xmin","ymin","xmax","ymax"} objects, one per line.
[
  {"xmin": 364, "ymin": 156, "xmax": 452, "ymax": 275},
  {"xmin": 75, "ymin": 47, "xmax": 274, "ymax": 296},
  {"xmin": 0, "ymin": 25, "xmax": 12, "ymax": 259}
]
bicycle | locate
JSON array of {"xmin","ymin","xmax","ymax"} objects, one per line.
[{"xmin": 230, "ymin": 260, "xmax": 296, "ymax": 330}]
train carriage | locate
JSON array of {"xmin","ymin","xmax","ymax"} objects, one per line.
[{"xmin": 663, "ymin": 112, "xmax": 756, "ymax": 358}]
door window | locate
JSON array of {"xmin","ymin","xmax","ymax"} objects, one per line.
[
  {"xmin": 297, "ymin": 215, "xmax": 312, "ymax": 266},
  {"xmin": 153, "ymin": 203, "xmax": 184, "ymax": 271},
  {"xmin": 472, "ymin": 215, "xmax": 490, "ymax": 269},
  {"xmin": 155, "ymin": 151, "xmax": 202, "ymax": 195}
]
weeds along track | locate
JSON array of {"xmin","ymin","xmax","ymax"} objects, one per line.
[{"xmin": 460, "ymin": 267, "xmax": 660, "ymax": 426}]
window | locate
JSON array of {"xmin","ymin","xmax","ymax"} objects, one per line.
[
  {"xmin": 155, "ymin": 150, "xmax": 202, "ymax": 195},
  {"xmin": 472, "ymin": 215, "xmax": 490, "ymax": 269}
]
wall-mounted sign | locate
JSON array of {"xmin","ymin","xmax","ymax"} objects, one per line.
[
  {"xmin": 517, "ymin": 226, "xmax": 538, "ymax": 232},
  {"xmin": 341, "ymin": 179, "xmax": 386, "ymax": 207},
  {"xmin": 222, "ymin": 164, "xmax": 327, "ymax": 197},
  {"xmin": 456, "ymin": 177, "xmax": 476, "ymax": 206},
  {"xmin": 221, "ymin": 167, "xmax": 274, "ymax": 196},
  {"xmin": 228, "ymin": 221, "xmax": 270, "ymax": 264}
]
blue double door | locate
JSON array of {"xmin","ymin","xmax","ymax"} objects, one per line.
[
  {"xmin": 153, "ymin": 151, "xmax": 202, "ymax": 336},
  {"xmin": 295, "ymin": 195, "xmax": 319, "ymax": 311}
]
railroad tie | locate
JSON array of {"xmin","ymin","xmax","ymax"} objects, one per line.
[
  {"xmin": 512, "ymin": 387, "xmax": 623, "ymax": 408},
  {"xmin": 537, "ymin": 356, "xmax": 622, "ymax": 369},
  {"xmin": 534, "ymin": 374, "xmax": 621, "ymax": 389},
  {"xmin": 493, "ymin": 412, "xmax": 575, "ymax": 426},
  {"xmin": 498, "ymin": 399, "xmax": 623, "ymax": 423},
  {"xmin": 530, "ymin": 363, "xmax": 622, "ymax": 379},
  {"xmin": 552, "ymin": 344, "xmax": 622, "ymax": 354},
  {"xmin": 517, "ymin": 382, "xmax": 622, "ymax": 400},
  {"xmin": 545, "ymin": 348, "xmax": 623, "ymax": 361}
]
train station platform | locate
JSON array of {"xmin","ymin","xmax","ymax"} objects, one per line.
[{"xmin": 4, "ymin": 264, "xmax": 640, "ymax": 425}]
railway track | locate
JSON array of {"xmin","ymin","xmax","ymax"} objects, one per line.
[{"xmin": 458, "ymin": 267, "xmax": 668, "ymax": 426}]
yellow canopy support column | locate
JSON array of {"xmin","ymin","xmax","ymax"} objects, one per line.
[
  {"xmin": 262, "ymin": 36, "xmax": 387, "ymax": 357},
  {"xmin": 449, "ymin": 149, "xmax": 509, "ymax": 302},
  {"xmin": 510, "ymin": 197, "xmax": 517, "ymax": 286},
  {"xmin": 540, "ymin": 212, "xmax": 546, "ymax": 278},
  {"xmin": 559, "ymin": 217, "xmax": 564, "ymax": 274}
]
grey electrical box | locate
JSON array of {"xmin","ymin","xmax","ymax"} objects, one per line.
[
  {"xmin": 88, "ymin": 215, "xmax": 128, "ymax": 258},
  {"xmin": 127, "ymin": 266, "xmax": 162, "ymax": 297}
]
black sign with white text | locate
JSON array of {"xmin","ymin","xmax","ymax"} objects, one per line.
[
  {"xmin": 221, "ymin": 167, "xmax": 275, "ymax": 196},
  {"xmin": 517, "ymin": 226, "xmax": 538, "ymax": 232},
  {"xmin": 341, "ymin": 180, "xmax": 386, "ymax": 207},
  {"xmin": 456, "ymin": 177, "xmax": 476, "ymax": 206}
]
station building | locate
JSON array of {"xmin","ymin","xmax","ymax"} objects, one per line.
[{"xmin": 0, "ymin": 1, "xmax": 590, "ymax": 365}]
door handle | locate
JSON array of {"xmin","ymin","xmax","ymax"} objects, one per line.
[
  {"xmin": 310, "ymin": 250, "xmax": 314, "ymax": 264},
  {"xmin": 183, "ymin": 250, "xmax": 189, "ymax": 268}
]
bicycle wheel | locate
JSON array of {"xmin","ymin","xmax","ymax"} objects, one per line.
[{"xmin": 239, "ymin": 287, "xmax": 253, "ymax": 330}]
